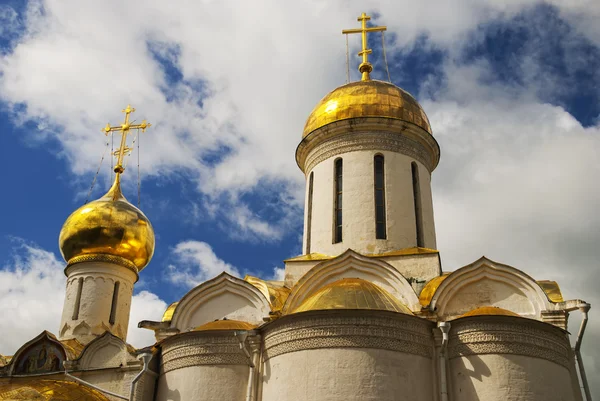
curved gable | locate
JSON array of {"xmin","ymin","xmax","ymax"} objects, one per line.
[
  {"xmin": 283, "ymin": 250, "xmax": 420, "ymax": 314},
  {"xmin": 430, "ymin": 257, "xmax": 551, "ymax": 319},
  {"xmin": 76, "ymin": 332, "xmax": 137, "ymax": 370},
  {"xmin": 8, "ymin": 331, "xmax": 67, "ymax": 376},
  {"xmin": 171, "ymin": 272, "xmax": 271, "ymax": 331}
]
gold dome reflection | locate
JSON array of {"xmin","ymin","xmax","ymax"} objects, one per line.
[
  {"xmin": 59, "ymin": 175, "xmax": 155, "ymax": 272},
  {"xmin": 303, "ymin": 80, "xmax": 431, "ymax": 138}
]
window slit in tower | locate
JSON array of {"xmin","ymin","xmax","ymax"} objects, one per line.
[
  {"xmin": 412, "ymin": 162, "xmax": 424, "ymax": 247},
  {"xmin": 72, "ymin": 278, "xmax": 84, "ymax": 320},
  {"xmin": 374, "ymin": 155, "xmax": 387, "ymax": 239},
  {"xmin": 334, "ymin": 158, "xmax": 343, "ymax": 243},
  {"xmin": 109, "ymin": 281, "xmax": 120, "ymax": 325},
  {"xmin": 306, "ymin": 172, "xmax": 314, "ymax": 254}
]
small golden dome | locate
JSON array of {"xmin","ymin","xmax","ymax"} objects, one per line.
[
  {"xmin": 293, "ymin": 278, "xmax": 412, "ymax": 314},
  {"xmin": 59, "ymin": 175, "xmax": 155, "ymax": 272},
  {"xmin": 459, "ymin": 306, "xmax": 520, "ymax": 318},
  {"xmin": 193, "ymin": 319, "xmax": 256, "ymax": 332},
  {"xmin": 303, "ymin": 80, "xmax": 431, "ymax": 138}
]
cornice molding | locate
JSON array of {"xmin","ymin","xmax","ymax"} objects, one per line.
[{"xmin": 262, "ymin": 311, "xmax": 434, "ymax": 361}]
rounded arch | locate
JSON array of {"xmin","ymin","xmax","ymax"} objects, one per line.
[
  {"xmin": 170, "ymin": 272, "xmax": 271, "ymax": 331},
  {"xmin": 8, "ymin": 331, "xmax": 67, "ymax": 376},
  {"xmin": 283, "ymin": 249, "xmax": 420, "ymax": 313},
  {"xmin": 430, "ymin": 256, "xmax": 552, "ymax": 318},
  {"xmin": 76, "ymin": 332, "xmax": 136, "ymax": 370}
]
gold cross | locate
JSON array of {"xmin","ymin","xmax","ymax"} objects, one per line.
[
  {"xmin": 342, "ymin": 12, "xmax": 387, "ymax": 81},
  {"xmin": 102, "ymin": 104, "xmax": 151, "ymax": 174}
]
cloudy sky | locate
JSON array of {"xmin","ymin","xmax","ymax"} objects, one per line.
[{"xmin": 0, "ymin": 0, "xmax": 599, "ymax": 395}]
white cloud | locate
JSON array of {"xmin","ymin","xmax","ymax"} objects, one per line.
[
  {"xmin": 0, "ymin": 242, "xmax": 167, "ymax": 354},
  {"xmin": 271, "ymin": 267, "xmax": 286, "ymax": 282},
  {"xmin": 167, "ymin": 240, "xmax": 287, "ymax": 286},
  {"xmin": 1, "ymin": 0, "xmax": 600, "ymax": 395},
  {"xmin": 425, "ymin": 60, "xmax": 600, "ymax": 396},
  {"xmin": 0, "ymin": 242, "xmax": 65, "ymax": 355},
  {"xmin": 167, "ymin": 240, "xmax": 241, "ymax": 287},
  {"xmin": 2, "ymin": 1, "xmax": 598, "ymax": 242},
  {"xmin": 128, "ymin": 290, "xmax": 167, "ymax": 348}
]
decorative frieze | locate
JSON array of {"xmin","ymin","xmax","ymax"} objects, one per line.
[
  {"xmin": 262, "ymin": 312, "xmax": 434, "ymax": 360},
  {"xmin": 448, "ymin": 318, "xmax": 572, "ymax": 368},
  {"xmin": 160, "ymin": 334, "xmax": 249, "ymax": 374},
  {"xmin": 304, "ymin": 131, "xmax": 433, "ymax": 174}
]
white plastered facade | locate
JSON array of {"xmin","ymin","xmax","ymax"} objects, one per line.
[{"xmin": 0, "ymin": 76, "xmax": 592, "ymax": 401}]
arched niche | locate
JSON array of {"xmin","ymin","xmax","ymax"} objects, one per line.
[
  {"xmin": 8, "ymin": 331, "xmax": 67, "ymax": 375},
  {"xmin": 76, "ymin": 332, "xmax": 136, "ymax": 370},
  {"xmin": 170, "ymin": 272, "xmax": 271, "ymax": 331},
  {"xmin": 430, "ymin": 256, "xmax": 552, "ymax": 319},
  {"xmin": 283, "ymin": 249, "xmax": 420, "ymax": 314}
]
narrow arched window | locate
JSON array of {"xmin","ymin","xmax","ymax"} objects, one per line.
[
  {"xmin": 109, "ymin": 281, "xmax": 120, "ymax": 325},
  {"xmin": 72, "ymin": 277, "xmax": 84, "ymax": 320},
  {"xmin": 334, "ymin": 158, "xmax": 343, "ymax": 243},
  {"xmin": 374, "ymin": 155, "xmax": 387, "ymax": 239},
  {"xmin": 305, "ymin": 172, "xmax": 314, "ymax": 254},
  {"xmin": 411, "ymin": 162, "xmax": 424, "ymax": 247}
]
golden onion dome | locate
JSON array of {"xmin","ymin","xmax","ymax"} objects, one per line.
[
  {"xmin": 302, "ymin": 80, "xmax": 431, "ymax": 138},
  {"xmin": 59, "ymin": 175, "xmax": 155, "ymax": 272},
  {"xmin": 193, "ymin": 319, "xmax": 256, "ymax": 332},
  {"xmin": 293, "ymin": 278, "xmax": 413, "ymax": 314},
  {"xmin": 459, "ymin": 306, "xmax": 520, "ymax": 318}
]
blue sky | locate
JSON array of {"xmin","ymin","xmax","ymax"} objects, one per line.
[{"xmin": 1, "ymin": 0, "xmax": 600, "ymax": 394}]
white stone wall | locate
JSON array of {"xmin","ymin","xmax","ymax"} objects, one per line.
[
  {"xmin": 156, "ymin": 333, "xmax": 250, "ymax": 401},
  {"xmin": 447, "ymin": 316, "xmax": 582, "ymax": 401},
  {"xmin": 303, "ymin": 150, "xmax": 436, "ymax": 257},
  {"xmin": 261, "ymin": 311, "xmax": 435, "ymax": 401},
  {"xmin": 157, "ymin": 365, "xmax": 248, "ymax": 401},
  {"xmin": 59, "ymin": 262, "xmax": 137, "ymax": 344},
  {"xmin": 450, "ymin": 354, "xmax": 578, "ymax": 401},
  {"xmin": 262, "ymin": 348, "xmax": 434, "ymax": 401}
]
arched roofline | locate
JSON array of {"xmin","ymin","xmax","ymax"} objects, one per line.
[
  {"xmin": 7, "ymin": 331, "xmax": 67, "ymax": 375},
  {"xmin": 283, "ymin": 249, "xmax": 420, "ymax": 314},
  {"xmin": 75, "ymin": 331, "xmax": 137, "ymax": 369},
  {"xmin": 170, "ymin": 272, "xmax": 271, "ymax": 330},
  {"xmin": 430, "ymin": 256, "xmax": 551, "ymax": 316}
]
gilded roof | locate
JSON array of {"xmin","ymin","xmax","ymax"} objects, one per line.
[
  {"xmin": 0, "ymin": 379, "xmax": 110, "ymax": 400},
  {"xmin": 59, "ymin": 175, "xmax": 155, "ymax": 272},
  {"xmin": 293, "ymin": 278, "xmax": 412, "ymax": 314},
  {"xmin": 58, "ymin": 339, "xmax": 85, "ymax": 360},
  {"xmin": 284, "ymin": 253, "xmax": 333, "ymax": 262},
  {"xmin": 419, "ymin": 273, "xmax": 450, "ymax": 306},
  {"xmin": 459, "ymin": 306, "xmax": 520, "ymax": 318},
  {"xmin": 161, "ymin": 302, "xmax": 179, "ymax": 322},
  {"xmin": 193, "ymin": 320, "xmax": 256, "ymax": 331},
  {"xmin": 537, "ymin": 280, "xmax": 564, "ymax": 303},
  {"xmin": 0, "ymin": 355, "xmax": 10, "ymax": 368},
  {"xmin": 244, "ymin": 275, "xmax": 291, "ymax": 312},
  {"xmin": 285, "ymin": 247, "xmax": 438, "ymax": 263},
  {"xmin": 368, "ymin": 247, "xmax": 439, "ymax": 258},
  {"xmin": 303, "ymin": 80, "xmax": 431, "ymax": 138}
]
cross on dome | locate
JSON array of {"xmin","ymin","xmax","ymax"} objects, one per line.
[
  {"xmin": 342, "ymin": 12, "xmax": 387, "ymax": 81},
  {"xmin": 102, "ymin": 104, "xmax": 151, "ymax": 175}
]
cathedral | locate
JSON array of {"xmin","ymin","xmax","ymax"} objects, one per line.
[{"xmin": 0, "ymin": 13, "xmax": 592, "ymax": 401}]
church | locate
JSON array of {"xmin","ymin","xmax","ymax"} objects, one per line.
[{"xmin": 0, "ymin": 13, "xmax": 592, "ymax": 401}]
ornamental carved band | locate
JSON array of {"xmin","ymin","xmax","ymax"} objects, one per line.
[
  {"xmin": 448, "ymin": 321, "xmax": 572, "ymax": 368},
  {"xmin": 263, "ymin": 314, "xmax": 434, "ymax": 361},
  {"xmin": 304, "ymin": 131, "xmax": 435, "ymax": 174},
  {"xmin": 160, "ymin": 335, "xmax": 249, "ymax": 374},
  {"xmin": 67, "ymin": 253, "xmax": 138, "ymax": 274}
]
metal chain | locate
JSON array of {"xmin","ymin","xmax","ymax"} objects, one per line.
[
  {"xmin": 110, "ymin": 131, "xmax": 114, "ymax": 176},
  {"xmin": 137, "ymin": 129, "xmax": 141, "ymax": 208},
  {"xmin": 86, "ymin": 139, "xmax": 110, "ymax": 204},
  {"xmin": 381, "ymin": 31, "xmax": 391, "ymax": 82},
  {"xmin": 345, "ymin": 34, "xmax": 350, "ymax": 83}
]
